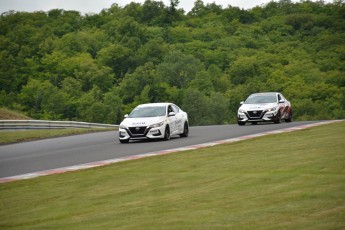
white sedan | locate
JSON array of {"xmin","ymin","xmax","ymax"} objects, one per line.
[
  {"xmin": 119, "ymin": 103, "xmax": 189, "ymax": 143},
  {"xmin": 237, "ymin": 92, "xmax": 292, "ymax": 125}
]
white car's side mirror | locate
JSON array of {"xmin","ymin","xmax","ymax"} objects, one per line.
[
  {"xmin": 168, "ymin": 112, "xmax": 176, "ymax": 117},
  {"xmin": 124, "ymin": 114, "xmax": 129, "ymax": 118}
]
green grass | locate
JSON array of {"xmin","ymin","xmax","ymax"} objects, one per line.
[
  {"xmin": 0, "ymin": 122, "xmax": 344, "ymax": 229},
  {"xmin": 0, "ymin": 108, "xmax": 31, "ymax": 120},
  {"xmin": 0, "ymin": 128, "xmax": 117, "ymax": 145}
]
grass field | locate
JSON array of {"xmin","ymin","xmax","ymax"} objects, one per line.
[
  {"xmin": 0, "ymin": 108, "xmax": 31, "ymax": 120},
  {"xmin": 0, "ymin": 122, "xmax": 344, "ymax": 229}
]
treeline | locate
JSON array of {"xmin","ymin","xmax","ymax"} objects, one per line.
[{"xmin": 0, "ymin": 0, "xmax": 344, "ymax": 125}]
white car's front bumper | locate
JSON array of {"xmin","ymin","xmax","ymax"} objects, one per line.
[
  {"xmin": 238, "ymin": 110, "xmax": 278, "ymax": 122},
  {"xmin": 119, "ymin": 125, "xmax": 166, "ymax": 141}
]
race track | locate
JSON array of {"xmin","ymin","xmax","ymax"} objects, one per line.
[{"xmin": 0, "ymin": 121, "xmax": 319, "ymax": 178}]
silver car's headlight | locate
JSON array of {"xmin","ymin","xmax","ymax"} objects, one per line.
[
  {"xmin": 149, "ymin": 121, "xmax": 164, "ymax": 128},
  {"xmin": 238, "ymin": 109, "xmax": 246, "ymax": 113},
  {"xmin": 119, "ymin": 125, "xmax": 127, "ymax": 129},
  {"xmin": 266, "ymin": 107, "xmax": 277, "ymax": 112}
]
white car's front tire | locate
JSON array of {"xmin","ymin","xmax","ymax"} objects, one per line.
[
  {"xmin": 180, "ymin": 122, "xmax": 189, "ymax": 137},
  {"xmin": 164, "ymin": 125, "xmax": 171, "ymax": 140},
  {"xmin": 238, "ymin": 121, "xmax": 246, "ymax": 126},
  {"xmin": 119, "ymin": 139, "xmax": 129, "ymax": 143}
]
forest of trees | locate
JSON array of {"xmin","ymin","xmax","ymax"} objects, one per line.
[{"xmin": 0, "ymin": 0, "xmax": 344, "ymax": 125}]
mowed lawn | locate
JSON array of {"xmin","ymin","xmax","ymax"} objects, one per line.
[{"xmin": 1, "ymin": 122, "xmax": 344, "ymax": 229}]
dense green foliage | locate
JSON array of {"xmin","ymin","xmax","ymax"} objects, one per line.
[{"xmin": 1, "ymin": 0, "xmax": 344, "ymax": 125}]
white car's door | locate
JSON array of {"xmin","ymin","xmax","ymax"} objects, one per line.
[
  {"xmin": 172, "ymin": 104, "xmax": 184, "ymax": 134},
  {"xmin": 278, "ymin": 93, "xmax": 289, "ymax": 117},
  {"xmin": 167, "ymin": 105, "xmax": 177, "ymax": 134}
]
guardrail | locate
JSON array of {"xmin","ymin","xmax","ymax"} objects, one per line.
[{"xmin": 0, "ymin": 120, "xmax": 118, "ymax": 130}]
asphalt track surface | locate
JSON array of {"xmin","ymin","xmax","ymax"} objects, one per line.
[{"xmin": 0, "ymin": 121, "xmax": 319, "ymax": 178}]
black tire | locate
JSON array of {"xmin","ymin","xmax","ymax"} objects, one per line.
[
  {"xmin": 119, "ymin": 139, "xmax": 129, "ymax": 143},
  {"xmin": 180, "ymin": 122, "xmax": 189, "ymax": 138},
  {"xmin": 238, "ymin": 121, "xmax": 246, "ymax": 126},
  {"xmin": 164, "ymin": 125, "xmax": 171, "ymax": 140},
  {"xmin": 285, "ymin": 111, "xmax": 292, "ymax": 122},
  {"xmin": 274, "ymin": 112, "xmax": 281, "ymax": 124}
]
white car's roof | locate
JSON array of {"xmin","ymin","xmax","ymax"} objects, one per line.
[
  {"xmin": 136, "ymin": 103, "xmax": 172, "ymax": 108},
  {"xmin": 250, "ymin": 92, "xmax": 279, "ymax": 96}
]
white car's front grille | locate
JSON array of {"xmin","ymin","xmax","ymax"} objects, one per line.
[
  {"xmin": 129, "ymin": 126, "xmax": 147, "ymax": 135},
  {"xmin": 247, "ymin": 110, "xmax": 263, "ymax": 118}
]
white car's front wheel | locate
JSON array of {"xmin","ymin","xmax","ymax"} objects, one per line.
[
  {"xmin": 285, "ymin": 111, "xmax": 292, "ymax": 122},
  {"xmin": 180, "ymin": 122, "xmax": 189, "ymax": 137},
  {"xmin": 164, "ymin": 125, "xmax": 171, "ymax": 140},
  {"xmin": 238, "ymin": 121, "xmax": 246, "ymax": 126},
  {"xmin": 119, "ymin": 139, "xmax": 129, "ymax": 143},
  {"xmin": 274, "ymin": 111, "xmax": 281, "ymax": 124}
]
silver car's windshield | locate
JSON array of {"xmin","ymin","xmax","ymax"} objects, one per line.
[
  {"xmin": 245, "ymin": 94, "xmax": 277, "ymax": 104},
  {"xmin": 129, "ymin": 106, "xmax": 166, "ymax": 118}
]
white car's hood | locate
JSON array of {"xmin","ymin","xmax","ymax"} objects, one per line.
[
  {"xmin": 239, "ymin": 103, "xmax": 277, "ymax": 111},
  {"xmin": 120, "ymin": 117, "xmax": 166, "ymax": 127}
]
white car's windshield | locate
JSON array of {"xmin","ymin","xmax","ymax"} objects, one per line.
[
  {"xmin": 245, "ymin": 94, "xmax": 277, "ymax": 104},
  {"xmin": 129, "ymin": 106, "xmax": 166, "ymax": 118}
]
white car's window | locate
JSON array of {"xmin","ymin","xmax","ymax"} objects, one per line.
[
  {"xmin": 279, "ymin": 94, "xmax": 286, "ymax": 101},
  {"xmin": 168, "ymin": 106, "xmax": 174, "ymax": 114},
  {"xmin": 245, "ymin": 94, "xmax": 277, "ymax": 104},
  {"xmin": 172, "ymin": 105, "xmax": 180, "ymax": 113},
  {"xmin": 129, "ymin": 106, "xmax": 166, "ymax": 118}
]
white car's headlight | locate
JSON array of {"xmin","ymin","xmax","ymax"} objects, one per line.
[
  {"xmin": 238, "ymin": 109, "xmax": 246, "ymax": 113},
  {"xmin": 119, "ymin": 125, "xmax": 127, "ymax": 129},
  {"xmin": 149, "ymin": 121, "xmax": 164, "ymax": 128},
  {"xmin": 266, "ymin": 107, "xmax": 277, "ymax": 112}
]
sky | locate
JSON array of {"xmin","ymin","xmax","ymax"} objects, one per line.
[{"xmin": 0, "ymin": 0, "xmax": 334, "ymax": 15}]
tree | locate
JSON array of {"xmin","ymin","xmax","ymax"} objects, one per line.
[
  {"xmin": 228, "ymin": 56, "xmax": 258, "ymax": 85},
  {"xmin": 158, "ymin": 50, "xmax": 204, "ymax": 88},
  {"xmin": 187, "ymin": 70, "xmax": 214, "ymax": 95},
  {"xmin": 77, "ymin": 86, "xmax": 103, "ymax": 122},
  {"xmin": 19, "ymin": 79, "xmax": 68, "ymax": 119},
  {"xmin": 1, "ymin": 0, "xmax": 344, "ymax": 124},
  {"xmin": 97, "ymin": 44, "xmax": 130, "ymax": 78},
  {"xmin": 181, "ymin": 88, "xmax": 208, "ymax": 125},
  {"xmin": 103, "ymin": 88, "xmax": 123, "ymax": 124},
  {"xmin": 119, "ymin": 62, "xmax": 170, "ymax": 104},
  {"xmin": 135, "ymin": 38, "xmax": 167, "ymax": 65}
]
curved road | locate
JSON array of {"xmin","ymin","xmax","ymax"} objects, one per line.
[{"xmin": 0, "ymin": 121, "xmax": 318, "ymax": 178}]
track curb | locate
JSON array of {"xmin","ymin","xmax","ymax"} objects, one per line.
[{"xmin": 0, "ymin": 120, "xmax": 342, "ymax": 184}]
